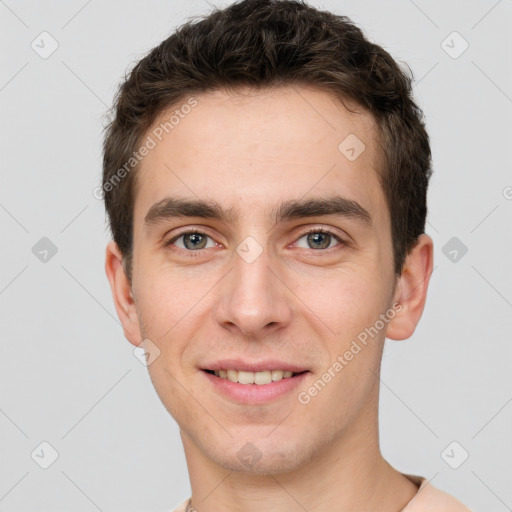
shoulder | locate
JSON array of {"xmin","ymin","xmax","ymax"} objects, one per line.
[{"xmin": 401, "ymin": 474, "xmax": 473, "ymax": 512}]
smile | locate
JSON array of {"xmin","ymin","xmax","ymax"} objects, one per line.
[
  {"xmin": 201, "ymin": 368, "xmax": 310, "ymax": 404},
  {"xmin": 204, "ymin": 369, "xmax": 303, "ymax": 385}
]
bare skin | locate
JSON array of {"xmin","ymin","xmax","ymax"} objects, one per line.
[{"xmin": 106, "ymin": 85, "xmax": 433, "ymax": 511}]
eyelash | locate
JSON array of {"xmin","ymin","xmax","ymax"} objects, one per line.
[{"xmin": 164, "ymin": 227, "xmax": 346, "ymax": 253}]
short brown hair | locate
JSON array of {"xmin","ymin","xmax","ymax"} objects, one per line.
[{"xmin": 102, "ymin": 0, "xmax": 432, "ymax": 280}]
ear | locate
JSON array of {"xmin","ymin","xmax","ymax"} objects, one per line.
[
  {"xmin": 105, "ymin": 241, "xmax": 142, "ymax": 347},
  {"xmin": 386, "ymin": 234, "xmax": 434, "ymax": 341}
]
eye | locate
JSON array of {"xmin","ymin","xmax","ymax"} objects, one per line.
[
  {"xmin": 165, "ymin": 230, "xmax": 217, "ymax": 250},
  {"xmin": 164, "ymin": 227, "xmax": 345, "ymax": 253},
  {"xmin": 294, "ymin": 229, "xmax": 343, "ymax": 250}
]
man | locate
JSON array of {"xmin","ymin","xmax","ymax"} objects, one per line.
[{"xmin": 102, "ymin": 0, "xmax": 472, "ymax": 510}]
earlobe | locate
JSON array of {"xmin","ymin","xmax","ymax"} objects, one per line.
[
  {"xmin": 105, "ymin": 241, "xmax": 142, "ymax": 346},
  {"xmin": 385, "ymin": 234, "xmax": 434, "ymax": 341}
]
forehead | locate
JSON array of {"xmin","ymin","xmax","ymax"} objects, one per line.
[{"xmin": 133, "ymin": 85, "xmax": 386, "ymax": 227}]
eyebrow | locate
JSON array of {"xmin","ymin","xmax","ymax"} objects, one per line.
[{"xmin": 144, "ymin": 195, "xmax": 372, "ymax": 228}]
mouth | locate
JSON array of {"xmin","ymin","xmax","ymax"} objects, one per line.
[
  {"xmin": 202, "ymin": 368, "xmax": 307, "ymax": 385},
  {"xmin": 201, "ymin": 366, "xmax": 310, "ymax": 404}
]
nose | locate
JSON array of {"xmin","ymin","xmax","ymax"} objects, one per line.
[{"xmin": 213, "ymin": 240, "xmax": 293, "ymax": 339}]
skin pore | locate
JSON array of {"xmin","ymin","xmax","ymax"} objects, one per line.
[{"xmin": 105, "ymin": 85, "xmax": 433, "ymax": 511}]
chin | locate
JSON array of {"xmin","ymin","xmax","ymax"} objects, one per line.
[{"xmin": 197, "ymin": 433, "xmax": 316, "ymax": 475}]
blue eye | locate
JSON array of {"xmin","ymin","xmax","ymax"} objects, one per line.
[
  {"xmin": 166, "ymin": 231, "xmax": 216, "ymax": 250},
  {"xmin": 295, "ymin": 229, "xmax": 342, "ymax": 250},
  {"xmin": 165, "ymin": 228, "xmax": 345, "ymax": 254}
]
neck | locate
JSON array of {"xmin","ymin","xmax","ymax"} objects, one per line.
[{"xmin": 180, "ymin": 399, "xmax": 418, "ymax": 512}]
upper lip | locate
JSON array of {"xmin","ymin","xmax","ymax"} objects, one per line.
[{"xmin": 201, "ymin": 359, "xmax": 309, "ymax": 373}]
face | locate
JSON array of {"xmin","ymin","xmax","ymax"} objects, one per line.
[{"xmin": 106, "ymin": 85, "xmax": 432, "ymax": 474}]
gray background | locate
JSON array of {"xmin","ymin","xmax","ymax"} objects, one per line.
[{"xmin": 1, "ymin": 0, "xmax": 511, "ymax": 511}]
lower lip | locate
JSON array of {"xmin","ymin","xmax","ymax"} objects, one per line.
[{"xmin": 202, "ymin": 370, "xmax": 310, "ymax": 404}]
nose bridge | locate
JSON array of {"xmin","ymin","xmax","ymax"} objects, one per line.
[{"xmin": 215, "ymin": 235, "xmax": 292, "ymax": 336}]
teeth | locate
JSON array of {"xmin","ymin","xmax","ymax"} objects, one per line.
[
  {"xmin": 254, "ymin": 371, "xmax": 272, "ymax": 385},
  {"xmin": 272, "ymin": 370, "xmax": 284, "ymax": 381},
  {"xmin": 238, "ymin": 371, "xmax": 254, "ymax": 384},
  {"xmin": 214, "ymin": 369, "xmax": 299, "ymax": 384}
]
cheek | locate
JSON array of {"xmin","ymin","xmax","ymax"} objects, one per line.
[
  {"xmin": 133, "ymin": 266, "xmax": 223, "ymax": 378},
  {"xmin": 134, "ymin": 265, "xmax": 205, "ymax": 336},
  {"xmin": 290, "ymin": 264, "xmax": 390, "ymax": 339}
]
